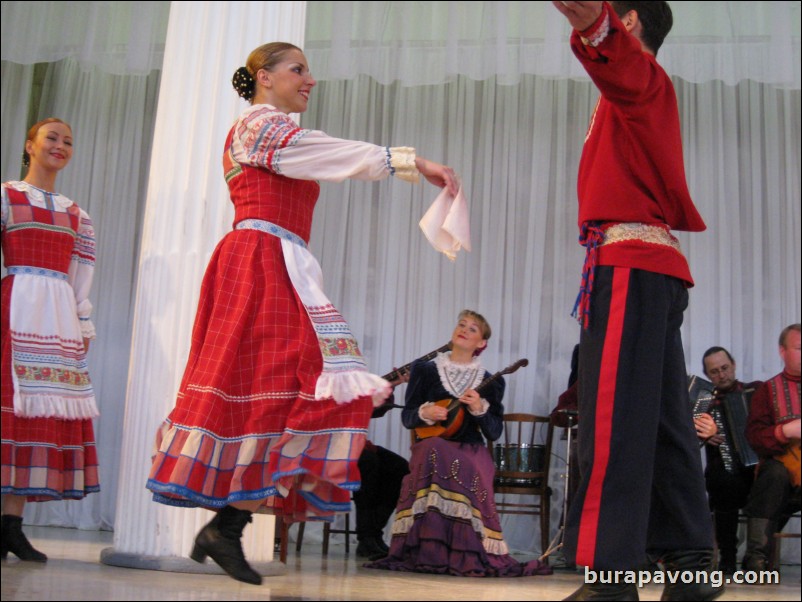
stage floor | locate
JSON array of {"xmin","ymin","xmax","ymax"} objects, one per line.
[{"xmin": 1, "ymin": 526, "xmax": 800, "ymax": 601}]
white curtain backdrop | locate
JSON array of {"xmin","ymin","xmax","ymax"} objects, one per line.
[
  {"xmin": 305, "ymin": 1, "xmax": 801, "ymax": 88},
  {"xmin": 1, "ymin": 1, "xmax": 800, "ymax": 563},
  {"xmin": 0, "ymin": 61, "xmax": 34, "ymax": 183},
  {"xmin": 0, "ymin": 1, "xmax": 168, "ymax": 75},
  {"xmin": 301, "ymin": 74, "xmax": 801, "ymax": 555}
]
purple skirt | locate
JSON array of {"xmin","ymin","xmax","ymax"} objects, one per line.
[{"xmin": 365, "ymin": 437, "xmax": 552, "ymax": 577}]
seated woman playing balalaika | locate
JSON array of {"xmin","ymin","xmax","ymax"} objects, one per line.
[{"xmin": 366, "ymin": 310, "xmax": 550, "ymax": 577}]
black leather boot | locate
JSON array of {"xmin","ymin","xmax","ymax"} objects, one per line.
[
  {"xmin": 659, "ymin": 550, "xmax": 723, "ymax": 601},
  {"xmin": 190, "ymin": 506, "xmax": 262, "ymax": 585},
  {"xmin": 1, "ymin": 515, "xmax": 47, "ymax": 562},
  {"xmin": 563, "ymin": 583, "xmax": 639, "ymax": 601},
  {"xmin": 356, "ymin": 536, "xmax": 388, "ymax": 561},
  {"xmin": 742, "ymin": 518, "xmax": 773, "ymax": 572}
]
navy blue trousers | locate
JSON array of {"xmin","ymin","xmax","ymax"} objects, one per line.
[{"xmin": 564, "ymin": 266, "xmax": 712, "ymax": 570}]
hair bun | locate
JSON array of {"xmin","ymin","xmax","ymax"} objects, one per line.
[{"xmin": 232, "ymin": 66, "xmax": 255, "ymax": 100}]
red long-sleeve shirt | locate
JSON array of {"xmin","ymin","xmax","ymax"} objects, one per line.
[
  {"xmin": 571, "ymin": 3, "xmax": 706, "ymax": 284},
  {"xmin": 746, "ymin": 370, "xmax": 801, "ymax": 458}
]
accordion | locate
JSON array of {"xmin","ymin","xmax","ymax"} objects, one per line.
[{"xmin": 687, "ymin": 374, "xmax": 759, "ymax": 469}]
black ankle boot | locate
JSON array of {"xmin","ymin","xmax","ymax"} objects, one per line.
[
  {"xmin": 356, "ymin": 536, "xmax": 388, "ymax": 561},
  {"xmin": 563, "ymin": 583, "xmax": 639, "ymax": 601},
  {"xmin": 659, "ymin": 550, "xmax": 723, "ymax": 601},
  {"xmin": 190, "ymin": 506, "xmax": 262, "ymax": 585},
  {"xmin": 742, "ymin": 518, "xmax": 774, "ymax": 572},
  {"xmin": 1, "ymin": 515, "xmax": 47, "ymax": 562}
]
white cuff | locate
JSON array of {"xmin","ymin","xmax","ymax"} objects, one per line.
[
  {"xmin": 418, "ymin": 401, "xmax": 436, "ymax": 425},
  {"xmin": 468, "ymin": 398, "xmax": 490, "ymax": 417},
  {"xmin": 580, "ymin": 11, "xmax": 610, "ymax": 47},
  {"xmin": 389, "ymin": 147, "xmax": 419, "ymax": 183},
  {"xmin": 80, "ymin": 317, "xmax": 96, "ymax": 340}
]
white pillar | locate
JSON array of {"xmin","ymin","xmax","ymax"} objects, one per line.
[{"xmin": 101, "ymin": 1, "xmax": 307, "ymax": 574}]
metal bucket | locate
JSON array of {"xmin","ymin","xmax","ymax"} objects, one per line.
[{"xmin": 493, "ymin": 443, "xmax": 545, "ymax": 487}]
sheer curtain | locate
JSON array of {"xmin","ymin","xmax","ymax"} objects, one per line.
[
  {"xmin": 305, "ymin": 1, "xmax": 801, "ymax": 88},
  {"xmin": 1, "ymin": 1, "xmax": 169, "ymax": 530},
  {"xmin": 0, "ymin": 62, "xmax": 34, "ymax": 183},
  {"xmin": 0, "ymin": 1, "xmax": 167, "ymax": 75},
  {"xmin": 301, "ymin": 75, "xmax": 800, "ymax": 554},
  {"xmin": 302, "ymin": 1, "xmax": 801, "ymax": 555}
]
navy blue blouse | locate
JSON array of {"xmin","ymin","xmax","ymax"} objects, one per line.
[{"xmin": 401, "ymin": 356, "xmax": 505, "ymax": 444}]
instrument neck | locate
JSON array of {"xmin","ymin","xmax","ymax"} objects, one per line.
[{"xmin": 382, "ymin": 343, "xmax": 450, "ymax": 383}]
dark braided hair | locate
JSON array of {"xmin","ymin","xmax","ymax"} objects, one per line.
[{"xmin": 232, "ymin": 67, "xmax": 255, "ymax": 100}]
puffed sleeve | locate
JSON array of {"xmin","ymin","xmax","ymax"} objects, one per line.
[
  {"xmin": 231, "ymin": 106, "xmax": 420, "ymax": 184},
  {"xmin": 67, "ymin": 208, "xmax": 96, "ymax": 339}
]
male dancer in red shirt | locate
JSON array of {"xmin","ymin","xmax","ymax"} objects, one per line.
[{"xmin": 552, "ymin": 3, "xmax": 720, "ymax": 600}]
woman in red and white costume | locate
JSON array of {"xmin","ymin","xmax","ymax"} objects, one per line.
[
  {"xmin": 2, "ymin": 118, "xmax": 99, "ymax": 563},
  {"xmin": 146, "ymin": 42, "xmax": 459, "ymax": 585}
]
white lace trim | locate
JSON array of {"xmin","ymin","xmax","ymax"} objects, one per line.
[
  {"xmin": 580, "ymin": 11, "xmax": 610, "ymax": 47},
  {"xmin": 467, "ymin": 398, "xmax": 490, "ymax": 416},
  {"xmin": 418, "ymin": 401, "xmax": 437, "ymax": 425},
  {"xmin": 391, "ymin": 487, "xmax": 509, "ymax": 556},
  {"xmin": 14, "ymin": 393, "xmax": 99, "ymax": 419},
  {"xmin": 389, "ymin": 147, "xmax": 419, "ymax": 183},
  {"xmin": 434, "ymin": 352, "xmax": 484, "ymax": 398},
  {"xmin": 315, "ymin": 370, "xmax": 391, "ymax": 406}
]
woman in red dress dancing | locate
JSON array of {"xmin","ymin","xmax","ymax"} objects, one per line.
[{"xmin": 146, "ymin": 42, "xmax": 458, "ymax": 585}]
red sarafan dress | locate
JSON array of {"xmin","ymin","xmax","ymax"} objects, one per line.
[
  {"xmin": 1, "ymin": 181, "xmax": 99, "ymax": 501},
  {"xmin": 147, "ymin": 105, "xmax": 421, "ymax": 520}
]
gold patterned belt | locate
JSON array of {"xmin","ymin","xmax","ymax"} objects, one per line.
[
  {"xmin": 572, "ymin": 221, "xmax": 683, "ymax": 329},
  {"xmin": 601, "ymin": 223, "xmax": 683, "ymax": 253}
]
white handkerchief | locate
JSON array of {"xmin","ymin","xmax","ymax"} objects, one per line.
[{"xmin": 419, "ymin": 186, "xmax": 471, "ymax": 261}]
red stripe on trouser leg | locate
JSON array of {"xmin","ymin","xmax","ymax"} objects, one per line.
[{"xmin": 576, "ymin": 267, "xmax": 630, "ymax": 567}]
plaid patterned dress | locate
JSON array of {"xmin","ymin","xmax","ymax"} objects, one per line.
[
  {"xmin": 147, "ymin": 106, "xmax": 418, "ymax": 520},
  {"xmin": 1, "ymin": 181, "xmax": 99, "ymax": 501}
]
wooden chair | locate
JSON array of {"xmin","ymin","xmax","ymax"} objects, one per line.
[
  {"xmin": 322, "ymin": 512, "xmax": 356, "ymax": 555},
  {"xmin": 488, "ymin": 413, "xmax": 554, "ymax": 558},
  {"xmin": 276, "ymin": 510, "xmax": 356, "ymax": 563},
  {"xmin": 276, "ymin": 517, "xmax": 304, "ymax": 563}
]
